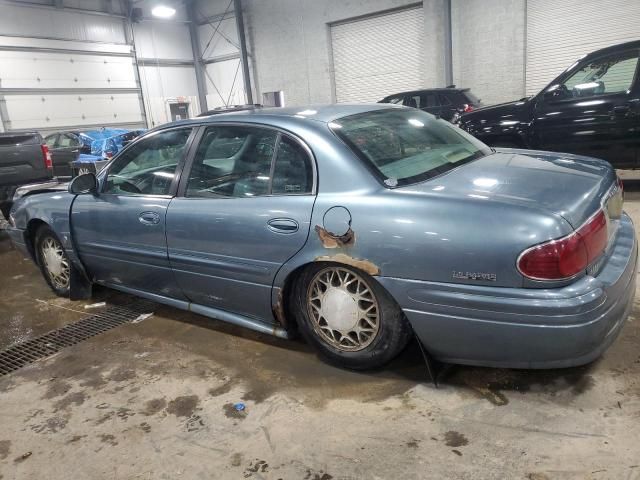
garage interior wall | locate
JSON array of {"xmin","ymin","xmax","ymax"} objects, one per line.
[
  {"xmin": 451, "ymin": 0, "xmax": 526, "ymax": 106},
  {"xmin": 0, "ymin": 0, "xmax": 200, "ymax": 132}
]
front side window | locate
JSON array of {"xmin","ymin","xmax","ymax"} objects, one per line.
[
  {"xmin": 331, "ymin": 108, "xmax": 491, "ymax": 187},
  {"xmin": 104, "ymin": 128, "xmax": 191, "ymax": 195},
  {"xmin": 186, "ymin": 126, "xmax": 278, "ymax": 198},
  {"xmin": 558, "ymin": 51, "xmax": 639, "ymax": 99}
]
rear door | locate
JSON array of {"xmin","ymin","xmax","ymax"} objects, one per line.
[
  {"xmin": 533, "ymin": 48, "xmax": 640, "ymax": 168},
  {"xmin": 166, "ymin": 124, "xmax": 316, "ymax": 321}
]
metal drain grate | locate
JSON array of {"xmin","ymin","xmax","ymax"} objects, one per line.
[{"xmin": 0, "ymin": 299, "xmax": 156, "ymax": 376}]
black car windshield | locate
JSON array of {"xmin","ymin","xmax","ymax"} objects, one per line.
[{"xmin": 331, "ymin": 108, "xmax": 491, "ymax": 187}]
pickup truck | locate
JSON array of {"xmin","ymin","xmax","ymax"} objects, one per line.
[{"xmin": 0, "ymin": 131, "xmax": 53, "ymax": 219}]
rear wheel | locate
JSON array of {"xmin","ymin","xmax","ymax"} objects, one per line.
[
  {"xmin": 293, "ymin": 264, "xmax": 412, "ymax": 370},
  {"xmin": 35, "ymin": 226, "xmax": 70, "ymax": 297}
]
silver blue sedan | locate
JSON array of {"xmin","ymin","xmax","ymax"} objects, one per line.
[{"xmin": 7, "ymin": 104, "xmax": 637, "ymax": 370}]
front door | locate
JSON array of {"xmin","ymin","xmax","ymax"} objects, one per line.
[
  {"xmin": 71, "ymin": 127, "xmax": 195, "ymax": 299},
  {"xmin": 533, "ymin": 48, "xmax": 640, "ymax": 168},
  {"xmin": 166, "ymin": 124, "xmax": 316, "ymax": 321}
]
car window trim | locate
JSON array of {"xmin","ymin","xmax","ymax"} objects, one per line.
[
  {"xmin": 98, "ymin": 125, "xmax": 198, "ymax": 198},
  {"xmin": 176, "ymin": 121, "xmax": 318, "ymax": 199}
]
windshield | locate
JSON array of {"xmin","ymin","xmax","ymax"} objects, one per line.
[{"xmin": 331, "ymin": 108, "xmax": 491, "ymax": 187}]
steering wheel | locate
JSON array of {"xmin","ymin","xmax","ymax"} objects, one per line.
[{"xmin": 110, "ymin": 174, "xmax": 143, "ymax": 194}]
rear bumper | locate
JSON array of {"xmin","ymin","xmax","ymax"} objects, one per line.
[{"xmin": 379, "ymin": 213, "xmax": 638, "ymax": 369}]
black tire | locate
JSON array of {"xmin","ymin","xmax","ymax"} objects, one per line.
[
  {"xmin": 292, "ymin": 263, "xmax": 412, "ymax": 370},
  {"xmin": 35, "ymin": 225, "xmax": 70, "ymax": 297}
]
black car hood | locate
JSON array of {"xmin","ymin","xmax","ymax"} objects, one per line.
[{"xmin": 461, "ymin": 99, "xmax": 531, "ymax": 124}]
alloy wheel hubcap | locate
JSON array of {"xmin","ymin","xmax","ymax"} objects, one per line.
[
  {"xmin": 307, "ymin": 267, "xmax": 380, "ymax": 352},
  {"xmin": 41, "ymin": 237, "xmax": 70, "ymax": 289}
]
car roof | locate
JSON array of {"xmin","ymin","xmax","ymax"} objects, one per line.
[
  {"xmin": 585, "ymin": 39, "xmax": 640, "ymax": 59},
  {"xmin": 382, "ymin": 88, "xmax": 469, "ymax": 98},
  {"xmin": 166, "ymin": 103, "xmax": 402, "ymax": 128}
]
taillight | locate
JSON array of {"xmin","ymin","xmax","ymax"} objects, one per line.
[
  {"xmin": 41, "ymin": 144, "xmax": 53, "ymax": 169},
  {"xmin": 517, "ymin": 210, "xmax": 608, "ymax": 281},
  {"xmin": 463, "ymin": 104, "xmax": 473, "ymax": 113},
  {"xmin": 617, "ymin": 176, "xmax": 624, "ymax": 194}
]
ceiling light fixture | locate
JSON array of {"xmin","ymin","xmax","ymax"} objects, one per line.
[{"xmin": 152, "ymin": 5, "xmax": 176, "ymax": 18}]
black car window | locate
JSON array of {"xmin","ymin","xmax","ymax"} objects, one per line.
[
  {"xmin": 559, "ymin": 51, "xmax": 639, "ymax": 98},
  {"xmin": 103, "ymin": 128, "xmax": 191, "ymax": 196},
  {"xmin": 44, "ymin": 135, "xmax": 58, "ymax": 148},
  {"xmin": 271, "ymin": 136, "xmax": 313, "ymax": 195},
  {"xmin": 421, "ymin": 93, "xmax": 439, "ymax": 108},
  {"xmin": 383, "ymin": 96, "xmax": 403, "ymax": 104},
  {"xmin": 403, "ymin": 95, "xmax": 421, "ymax": 108},
  {"xmin": 437, "ymin": 94, "xmax": 452, "ymax": 106},
  {"xmin": 185, "ymin": 126, "xmax": 278, "ymax": 198}
]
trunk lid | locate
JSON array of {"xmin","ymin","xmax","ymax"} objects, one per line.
[{"xmin": 402, "ymin": 148, "xmax": 617, "ymax": 229}]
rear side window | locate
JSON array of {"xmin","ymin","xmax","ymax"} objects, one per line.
[
  {"xmin": 382, "ymin": 96, "xmax": 403, "ymax": 104},
  {"xmin": 271, "ymin": 136, "xmax": 313, "ymax": 195},
  {"xmin": 461, "ymin": 90, "xmax": 481, "ymax": 105},
  {"xmin": 186, "ymin": 126, "xmax": 278, "ymax": 198}
]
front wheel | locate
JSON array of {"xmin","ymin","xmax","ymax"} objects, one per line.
[
  {"xmin": 293, "ymin": 264, "xmax": 412, "ymax": 370},
  {"xmin": 35, "ymin": 226, "xmax": 70, "ymax": 297}
]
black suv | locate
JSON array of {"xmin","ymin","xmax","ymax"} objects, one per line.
[
  {"xmin": 379, "ymin": 87, "xmax": 482, "ymax": 122},
  {"xmin": 459, "ymin": 40, "xmax": 640, "ymax": 168}
]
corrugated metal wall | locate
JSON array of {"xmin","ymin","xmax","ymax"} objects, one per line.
[
  {"xmin": 526, "ymin": 0, "xmax": 640, "ymax": 95},
  {"xmin": 330, "ymin": 6, "xmax": 426, "ymax": 102}
]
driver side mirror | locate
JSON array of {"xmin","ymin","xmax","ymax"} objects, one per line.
[{"xmin": 69, "ymin": 172, "xmax": 98, "ymax": 195}]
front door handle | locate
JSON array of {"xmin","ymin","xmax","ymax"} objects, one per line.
[
  {"xmin": 611, "ymin": 105, "xmax": 630, "ymax": 117},
  {"xmin": 267, "ymin": 218, "xmax": 299, "ymax": 234},
  {"xmin": 139, "ymin": 211, "xmax": 160, "ymax": 225}
]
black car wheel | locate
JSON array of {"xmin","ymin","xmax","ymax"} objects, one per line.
[
  {"xmin": 35, "ymin": 226, "xmax": 70, "ymax": 297},
  {"xmin": 293, "ymin": 263, "xmax": 412, "ymax": 370}
]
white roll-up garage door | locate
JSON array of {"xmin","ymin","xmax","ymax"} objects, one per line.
[
  {"xmin": 331, "ymin": 6, "xmax": 426, "ymax": 103},
  {"xmin": 526, "ymin": 0, "xmax": 640, "ymax": 96}
]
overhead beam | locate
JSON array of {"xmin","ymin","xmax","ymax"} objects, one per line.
[
  {"xmin": 202, "ymin": 52, "xmax": 241, "ymax": 65},
  {"xmin": 137, "ymin": 58, "xmax": 195, "ymax": 67},
  {"xmin": 0, "ymin": 0, "xmax": 127, "ymax": 18},
  {"xmin": 233, "ymin": 0, "xmax": 253, "ymax": 103},
  {"xmin": 197, "ymin": 11, "xmax": 235, "ymax": 26}
]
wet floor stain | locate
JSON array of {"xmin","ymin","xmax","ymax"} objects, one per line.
[
  {"xmin": 208, "ymin": 383, "xmax": 232, "ymax": 397},
  {"xmin": 304, "ymin": 470, "xmax": 333, "ymax": 480},
  {"xmin": 142, "ymin": 398, "xmax": 166, "ymax": 416},
  {"xmin": 138, "ymin": 422, "xmax": 151, "ymax": 433},
  {"xmin": 0, "ymin": 440, "xmax": 10, "ymax": 460},
  {"xmin": 406, "ymin": 439, "xmax": 419, "ymax": 448},
  {"xmin": 107, "ymin": 367, "xmax": 136, "ymax": 382},
  {"xmin": 42, "ymin": 380, "xmax": 72, "ymax": 400},
  {"xmin": 230, "ymin": 452, "xmax": 243, "ymax": 467},
  {"xmin": 30, "ymin": 416, "xmax": 68, "ymax": 434},
  {"xmin": 65, "ymin": 435, "xmax": 86, "ymax": 444},
  {"xmin": 53, "ymin": 391, "xmax": 86, "ymax": 411},
  {"xmin": 443, "ymin": 431, "xmax": 469, "ymax": 447},
  {"xmin": 98, "ymin": 434, "xmax": 118, "ymax": 446},
  {"xmin": 223, "ymin": 402, "xmax": 247, "ymax": 420},
  {"xmin": 166, "ymin": 395, "xmax": 199, "ymax": 418}
]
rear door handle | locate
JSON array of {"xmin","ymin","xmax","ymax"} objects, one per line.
[
  {"xmin": 139, "ymin": 211, "xmax": 160, "ymax": 225},
  {"xmin": 267, "ymin": 218, "xmax": 299, "ymax": 234}
]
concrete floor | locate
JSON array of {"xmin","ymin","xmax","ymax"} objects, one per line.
[{"xmin": 1, "ymin": 199, "xmax": 640, "ymax": 480}]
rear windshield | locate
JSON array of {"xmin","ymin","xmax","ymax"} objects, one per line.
[
  {"xmin": 462, "ymin": 90, "xmax": 481, "ymax": 105},
  {"xmin": 330, "ymin": 108, "xmax": 491, "ymax": 187}
]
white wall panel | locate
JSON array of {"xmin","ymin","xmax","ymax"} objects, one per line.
[
  {"xmin": 204, "ymin": 59, "xmax": 245, "ymax": 108},
  {"xmin": 133, "ymin": 22, "xmax": 194, "ymax": 60},
  {"xmin": 0, "ymin": 5, "xmax": 126, "ymax": 43},
  {"xmin": 139, "ymin": 66, "xmax": 200, "ymax": 126},
  {"xmin": 526, "ymin": 0, "xmax": 640, "ymax": 95},
  {"xmin": 4, "ymin": 93, "xmax": 143, "ymax": 130},
  {"xmin": 0, "ymin": 51, "xmax": 136, "ymax": 89}
]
